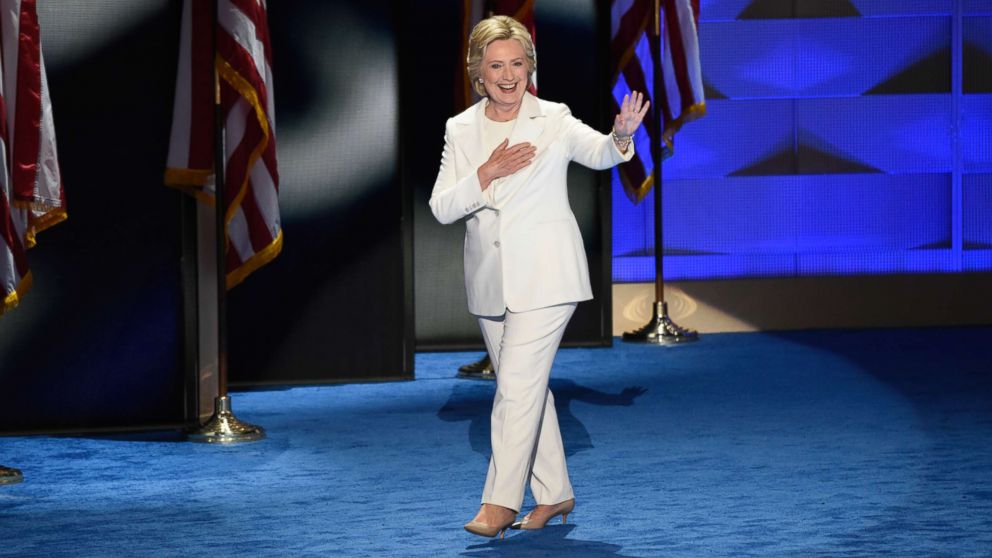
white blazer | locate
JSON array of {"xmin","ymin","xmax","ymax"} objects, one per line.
[{"xmin": 429, "ymin": 92, "xmax": 634, "ymax": 316}]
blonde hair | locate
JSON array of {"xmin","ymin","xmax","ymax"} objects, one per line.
[{"xmin": 466, "ymin": 15, "xmax": 536, "ymax": 97}]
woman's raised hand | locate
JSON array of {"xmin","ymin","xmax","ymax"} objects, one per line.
[
  {"xmin": 613, "ymin": 91, "xmax": 650, "ymax": 138},
  {"xmin": 478, "ymin": 139, "xmax": 536, "ymax": 191}
]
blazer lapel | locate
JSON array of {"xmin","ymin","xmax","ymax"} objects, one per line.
[
  {"xmin": 451, "ymin": 100, "xmax": 488, "ymax": 174},
  {"xmin": 507, "ymin": 92, "xmax": 544, "ymax": 147}
]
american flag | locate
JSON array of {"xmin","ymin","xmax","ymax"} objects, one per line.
[
  {"xmin": 166, "ymin": 0, "xmax": 281, "ymax": 289},
  {"xmin": 612, "ymin": 0, "xmax": 705, "ymax": 204},
  {"xmin": 457, "ymin": 0, "xmax": 537, "ymax": 111},
  {"xmin": 0, "ymin": 0, "xmax": 66, "ymax": 315}
]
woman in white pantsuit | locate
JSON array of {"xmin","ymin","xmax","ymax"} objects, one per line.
[{"xmin": 429, "ymin": 15, "xmax": 649, "ymax": 538}]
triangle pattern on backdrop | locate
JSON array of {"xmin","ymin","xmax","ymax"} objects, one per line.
[
  {"xmin": 737, "ymin": 0, "xmax": 861, "ymax": 20},
  {"xmin": 703, "ymin": 78, "xmax": 728, "ymax": 100},
  {"xmin": 864, "ymin": 48, "xmax": 951, "ymax": 95},
  {"xmin": 730, "ymin": 135, "xmax": 882, "ymax": 176},
  {"xmin": 729, "ymin": 140, "xmax": 795, "ymax": 176}
]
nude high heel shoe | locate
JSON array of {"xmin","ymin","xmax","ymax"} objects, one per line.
[
  {"xmin": 511, "ymin": 498, "xmax": 575, "ymax": 530},
  {"xmin": 464, "ymin": 504, "xmax": 517, "ymax": 539}
]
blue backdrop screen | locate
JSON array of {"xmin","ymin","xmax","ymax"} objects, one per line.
[{"xmin": 613, "ymin": 0, "xmax": 992, "ymax": 282}]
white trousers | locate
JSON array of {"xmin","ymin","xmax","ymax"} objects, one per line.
[{"xmin": 477, "ymin": 303, "xmax": 576, "ymax": 512}]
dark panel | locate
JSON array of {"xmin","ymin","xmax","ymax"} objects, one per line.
[
  {"xmin": 227, "ymin": 1, "xmax": 410, "ymax": 384},
  {"xmin": 864, "ymin": 48, "xmax": 951, "ymax": 95},
  {"xmin": 737, "ymin": 0, "xmax": 861, "ymax": 19},
  {"xmin": 410, "ymin": 0, "xmax": 613, "ymax": 350},
  {"xmin": 405, "ymin": 0, "xmax": 477, "ymax": 348},
  {"xmin": 728, "ymin": 139, "xmax": 797, "ymax": 176},
  {"xmin": 795, "ymin": 142, "xmax": 883, "ymax": 175},
  {"xmin": 0, "ymin": 3, "xmax": 188, "ymax": 434},
  {"xmin": 964, "ymin": 42, "xmax": 992, "ymax": 93}
]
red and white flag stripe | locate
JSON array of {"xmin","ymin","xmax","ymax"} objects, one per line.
[
  {"xmin": 611, "ymin": 0, "xmax": 704, "ymax": 204},
  {"xmin": 1, "ymin": 0, "xmax": 66, "ymax": 315},
  {"xmin": 658, "ymin": 0, "xmax": 704, "ymax": 148},
  {"xmin": 166, "ymin": 0, "xmax": 281, "ymax": 289}
]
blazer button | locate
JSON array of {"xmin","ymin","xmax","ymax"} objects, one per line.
[
  {"xmin": 494, "ymin": 240, "xmax": 501, "ymax": 248},
  {"xmin": 494, "ymin": 210, "xmax": 500, "ymax": 217}
]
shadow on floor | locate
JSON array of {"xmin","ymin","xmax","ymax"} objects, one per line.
[
  {"xmin": 437, "ymin": 379, "xmax": 646, "ymax": 458},
  {"xmin": 460, "ymin": 524, "xmax": 641, "ymax": 557}
]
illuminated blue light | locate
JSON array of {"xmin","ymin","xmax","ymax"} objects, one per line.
[{"xmin": 612, "ymin": 10, "xmax": 991, "ymax": 282}]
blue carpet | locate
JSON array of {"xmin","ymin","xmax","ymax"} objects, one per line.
[{"xmin": 1, "ymin": 328, "xmax": 991, "ymax": 557}]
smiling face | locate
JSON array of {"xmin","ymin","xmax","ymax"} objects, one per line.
[{"xmin": 480, "ymin": 38, "xmax": 528, "ymax": 112}]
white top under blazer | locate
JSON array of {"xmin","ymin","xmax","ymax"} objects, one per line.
[{"xmin": 429, "ymin": 92, "xmax": 634, "ymax": 316}]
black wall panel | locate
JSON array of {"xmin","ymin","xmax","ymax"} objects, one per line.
[
  {"xmin": 0, "ymin": 2, "xmax": 188, "ymax": 434},
  {"xmin": 228, "ymin": 1, "xmax": 412, "ymax": 384}
]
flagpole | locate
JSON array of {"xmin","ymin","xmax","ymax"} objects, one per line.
[
  {"xmin": 0, "ymin": 465, "xmax": 23, "ymax": 485},
  {"xmin": 622, "ymin": 0, "xmax": 697, "ymax": 345},
  {"xmin": 188, "ymin": 0, "xmax": 264, "ymax": 443}
]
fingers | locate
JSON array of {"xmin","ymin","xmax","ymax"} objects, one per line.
[
  {"xmin": 616, "ymin": 91, "xmax": 644, "ymax": 136},
  {"xmin": 490, "ymin": 139, "xmax": 526, "ymax": 166},
  {"xmin": 487, "ymin": 141, "xmax": 535, "ymax": 179},
  {"xmin": 505, "ymin": 153, "xmax": 534, "ymax": 173},
  {"xmin": 501, "ymin": 142, "xmax": 535, "ymax": 163},
  {"xmin": 627, "ymin": 91, "xmax": 644, "ymax": 115},
  {"xmin": 614, "ymin": 91, "xmax": 651, "ymax": 136},
  {"xmin": 494, "ymin": 140, "xmax": 530, "ymax": 155},
  {"xmin": 504, "ymin": 144, "xmax": 536, "ymax": 171}
]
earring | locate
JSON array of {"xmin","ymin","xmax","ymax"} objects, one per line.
[{"xmin": 478, "ymin": 78, "xmax": 484, "ymax": 83}]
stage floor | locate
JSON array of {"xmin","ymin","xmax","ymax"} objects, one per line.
[{"xmin": 2, "ymin": 328, "xmax": 991, "ymax": 557}]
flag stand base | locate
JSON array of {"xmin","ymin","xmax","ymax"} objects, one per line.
[
  {"xmin": 188, "ymin": 396, "xmax": 265, "ymax": 444},
  {"xmin": 0, "ymin": 465, "xmax": 23, "ymax": 485},
  {"xmin": 622, "ymin": 301, "xmax": 699, "ymax": 345}
]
